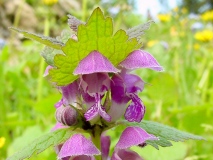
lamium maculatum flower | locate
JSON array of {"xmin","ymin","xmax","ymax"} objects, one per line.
[
  {"xmin": 48, "ymin": 47, "xmax": 163, "ymax": 159},
  {"xmin": 58, "ymin": 134, "xmax": 100, "ymax": 160},
  {"xmin": 108, "ymin": 70, "xmax": 145, "ymax": 122},
  {"xmin": 73, "ymin": 51, "xmax": 120, "ymax": 122},
  {"xmin": 8, "ymin": 7, "xmax": 203, "ymax": 160}
]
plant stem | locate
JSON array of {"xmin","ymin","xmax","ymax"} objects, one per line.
[
  {"xmin": 36, "ymin": 14, "xmax": 50, "ymax": 101},
  {"xmin": 10, "ymin": 0, "xmax": 24, "ymax": 42},
  {"xmin": 82, "ymin": 0, "xmax": 87, "ymax": 21},
  {"xmin": 91, "ymin": 125, "xmax": 102, "ymax": 160}
]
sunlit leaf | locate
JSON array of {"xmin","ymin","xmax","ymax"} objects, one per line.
[
  {"xmin": 7, "ymin": 129, "xmax": 72, "ymax": 160},
  {"xmin": 9, "ymin": 27, "xmax": 64, "ymax": 50},
  {"xmin": 50, "ymin": 7, "xmax": 142, "ymax": 86},
  {"xmin": 122, "ymin": 120, "xmax": 204, "ymax": 150}
]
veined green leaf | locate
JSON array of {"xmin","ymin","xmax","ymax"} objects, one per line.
[
  {"xmin": 50, "ymin": 7, "xmax": 142, "ymax": 86},
  {"xmin": 122, "ymin": 120, "xmax": 204, "ymax": 150},
  {"xmin": 9, "ymin": 27, "xmax": 64, "ymax": 50},
  {"xmin": 7, "ymin": 129, "xmax": 72, "ymax": 160}
]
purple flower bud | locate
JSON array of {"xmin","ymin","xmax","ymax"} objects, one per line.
[{"xmin": 55, "ymin": 106, "xmax": 78, "ymax": 126}]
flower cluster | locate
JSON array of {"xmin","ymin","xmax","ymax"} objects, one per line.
[
  {"xmin": 45, "ymin": 31, "xmax": 163, "ymax": 159},
  {"xmin": 201, "ymin": 10, "xmax": 213, "ymax": 22},
  {"xmin": 157, "ymin": 14, "xmax": 171, "ymax": 22},
  {"xmin": 194, "ymin": 30, "xmax": 213, "ymax": 42}
]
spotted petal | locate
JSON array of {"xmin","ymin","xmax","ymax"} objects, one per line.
[
  {"xmin": 84, "ymin": 94, "xmax": 111, "ymax": 122},
  {"xmin": 119, "ymin": 50, "xmax": 163, "ymax": 71},
  {"xmin": 124, "ymin": 94, "xmax": 145, "ymax": 122},
  {"xmin": 116, "ymin": 127, "xmax": 158, "ymax": 149},
  {"xmin": 74, "ymin": 51, "xmax": 119, "ymax": 75},
  {"xmin": 58, "ymin": 134, "xmax": 100, "ymax": 159}
]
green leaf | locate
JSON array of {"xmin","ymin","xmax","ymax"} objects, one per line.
[
  {"xmin": 134, "ymin": 142, "xmax": 188, "ymax": 160},
  {"xmin": 50, "ymin": 7, "xmax": 142, "ymax": 86},
  {"xmin": 7, "ymin": 129, "xmax": 72, "ymax": 160},
  {"xmin": 127, "ymin": 20, "xmax": 155, "ymax": 40},
  {"xmin": 40, "ymin": 30, "xmax": 72, "ymax": 66},
  {"xmin": 9, "ymin": 27, "xmax": 64, "ymax": 50},
  {"xmin": 123, "ymin": 120, "xmax": 204, "ymax": 150}
]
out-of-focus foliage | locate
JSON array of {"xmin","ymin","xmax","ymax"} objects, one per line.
[
  {"xmin": 180, "ymin": 0, "xmax": 213, "ymax": 13},
  {"xmin": 0, "ymin": 0, "xmax": 212, "ymax": 160}
]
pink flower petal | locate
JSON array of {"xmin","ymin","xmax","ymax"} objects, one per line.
[
  {"xmin": 111, "ymin": 149, "xmax": 143, "ymax": 160},
  {"xmin": 124, "ymin": 94, "xmax": 145, "ymax": 122},
  {"xmin": 43, "ymin": 65, "xmax": 53, "ymax": 76},
  {"xmin": 101, "ymin": 134, "xmax": 111, "ymax": 160},
  {"xmin": 74, "ymin": 50, "xmax": 119, "ymax": 75},
  {"xmin": 80, "ymin": 73, "xmax": 110, "ymax": 95},
  {"xmin": 84, "ymin": 103, "xmax": 99, "ymax": 121},
  {"xmin": 54, "ymin": 99, "xmax": 64, "ymax": 108},
  {"xmin": 119, "ymin": 50, "xmax": 163, "ymax": 71},
  {"xmin": 60, "ymin": 80, "xmax": 80, "ymax": 106},
  {"xmin": 58, "ymin": 134, "xmax": 100, "ymax": 159},
  {"xmin": 72, "ymin": 155, "xmax": 95, "ymax": 160},
  {"xmin": 107, "ymin": 101, "xmax": 127, "ymax": 122},
  {"xmin": 84, "ymin": 94, "xmax": 111, "ymax": 122},
  {"xmin": 116, "ymin": 127, "xmax": 158, "ymax": 149},
  {"xmin": 120, "ymin": 72, "xmax": 144, "ymax": 93},
  {"xmin": 51, "ymin": 122, "xmax": 68, "ymax": 131}
]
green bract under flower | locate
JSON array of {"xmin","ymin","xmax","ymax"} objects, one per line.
[{"xmin": 50, "ymin": 7, "xmax": 142, "ymax": 86}]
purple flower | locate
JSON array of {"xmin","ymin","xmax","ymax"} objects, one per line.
[
  {"xmin": 80, "ymin": 73, "xmax": 111, "ymax": 122},
  {"xmin": 47, "ymin": 48, "xmax": 162, "ymax": 123},
  {"xmin": 108, "ymin": 50, "xmax": 163, "ymax": 122},
  {"xmin": 49, "ymin": 48, "xmax": 162, "ymax": 160},
  {"xmin": 55, "ymin": 105, "xmax": 78, "ymax": 126},
  {"xmin": 74, "ymin": 51, "xmax": 120, "ymax": 122},
  {"xmin": 54, "ymin": 126, "xmax": 158, "ymax": 160},
  {"xmin": 108, "ymin": 71, "xmax": 145, "ymax": 122},
  {"xmin": 57, "ymin": 134, "xmax": 100, "ymax": 160},
  {"xmin": 101, "ymin": 126, "xmax": 158, "ymax": 160},
  {"xmin": 74, "ymin": 50, "xmax": 119, "ymax": 75},
  {"xmin": 115, "ymin": 127, "xmax": 158, "ymax": 149},
  {"xmin": 60, "ymin": 80, "xmax": 80, "ymax": 107},
  {"xmin": 111, "ymin": 149, "xmax": 143, "ymax": 160},
  {"xmin": 119, "ymin": 50, "xmax": 163, "ymax": 71}
]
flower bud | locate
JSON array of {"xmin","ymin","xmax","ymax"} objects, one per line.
[{"xmin": 55, "ymin": 106, "xmax": 78, "ymax": 126}]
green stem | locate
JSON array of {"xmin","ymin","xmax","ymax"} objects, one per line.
[
  {"xmin": 10, "ymin": 0, "xmax": 24, "ymax": 41},
  {"xmin": 82, "ymin": 0, "xmax": 87, "ymax": 21},
  {"xmin": 174, "ymin": 48, "xmax": 179, "ymax": 86},
  {"xmin": 91, "ymin": 125, "xmax": 102, "ymax": 160},
  {"xmin": 36, "ymin": 15, "xmax": 50, "ymax": 101}
]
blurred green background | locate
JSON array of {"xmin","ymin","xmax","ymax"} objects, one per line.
[{"xmin": 0, "ymin": 0, "xmax": 213, "ymax": 159}]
